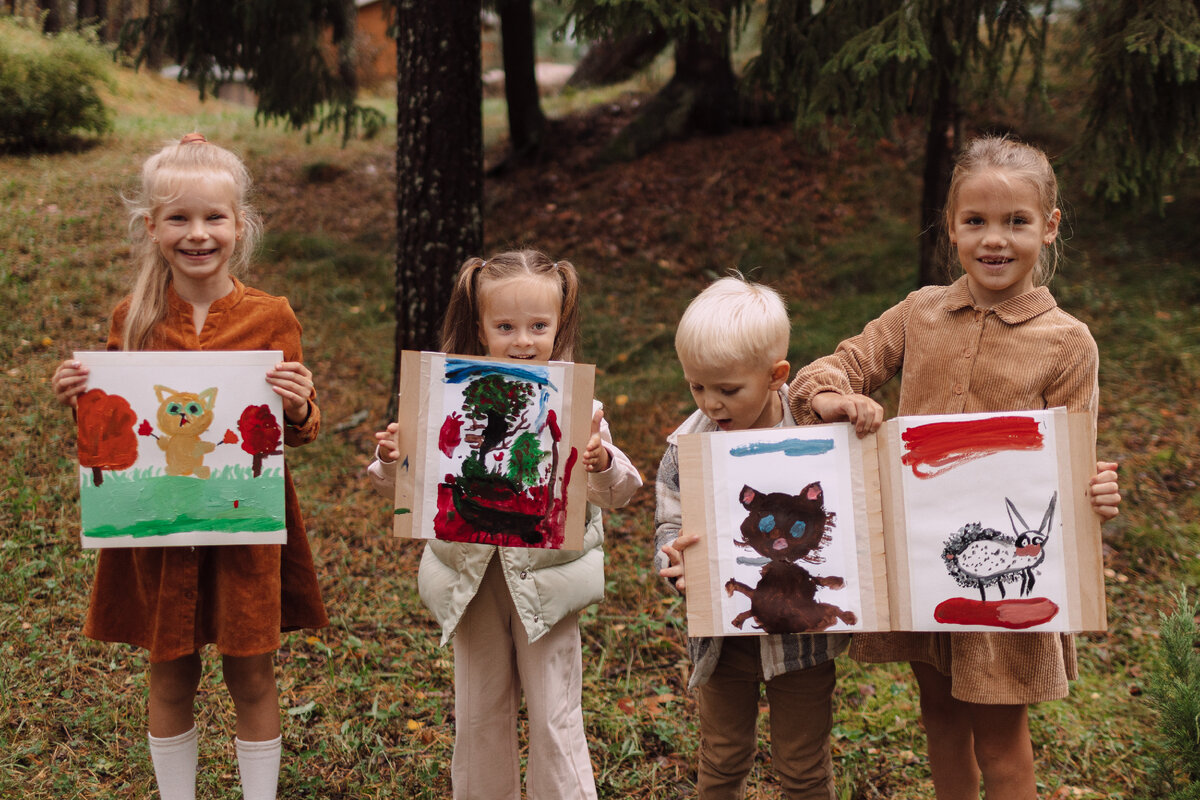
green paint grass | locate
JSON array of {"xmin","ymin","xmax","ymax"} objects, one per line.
[{"xmin": 80, "ymin": 466, "xmax": 284, "ymax": 540}]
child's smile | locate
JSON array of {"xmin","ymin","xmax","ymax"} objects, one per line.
[
  {"xmin": 146, "ymin": 176, "xmax": 243, "ymax": 294},
  {"xmin": 949, "ymin": 170, "xmax": 1060, "ymax": 307},
  {"xmin": 477, "ymin": 275, "xmax": 562, "ymax": 361}
]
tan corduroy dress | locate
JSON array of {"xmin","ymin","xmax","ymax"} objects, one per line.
[
  {"xmin": 789, "ymin": 276, "xmax": 1099, "ymax": 704},
  {"xmin": 82, "ymin": 278, "xmax": 329, "ymax": 663}
]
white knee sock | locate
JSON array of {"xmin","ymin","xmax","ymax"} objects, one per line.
[
  {"xmin": 235, "ymin": 735, "xmax": 282, "ymax": 800},
  {"xmin": 148, "ymin": 726, "xmax": 198, "ymax": 800}
]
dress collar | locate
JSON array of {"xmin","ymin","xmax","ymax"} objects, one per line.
[
  {"xmin": 941, "ymin": 275, "xmax": 1057, "ymax": 324},
  {"xmin": 166, "ymin": 276, "xmax": 244, "ymax": 314}
]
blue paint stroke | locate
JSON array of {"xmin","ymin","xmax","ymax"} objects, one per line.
[
  {"xmin": 443, "ymin": 358, "xmax": 558, "ymax": 391},
  {"xmin": 728, "ymin": 438, "xmax": 835, "ymax": 458},
  {"xmin": 737, "ymin": 556, "xmax": 771, "ymax": 567}
]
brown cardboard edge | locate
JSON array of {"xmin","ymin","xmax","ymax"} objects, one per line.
[
  {"xmin": 679, "ymin": 433, "xmax": 719, "ymax": 638},
  {"xmin": 878, "ymin": 420, "xmax": 911, "ymax": 631},
  {"xmin": 1065, "ymin": 411, "xmax": 1107, "ymax": 632},
  {"xmin": 560, "ymin": 362, "xmax": 596, "ymax": 551},
  {"xmin": 850, "ymin": 430, "xmax": 890, "ymax": 631},
  {"xmin": 392, "ymin": 350, "xmax": 426, "ymax": 539}
]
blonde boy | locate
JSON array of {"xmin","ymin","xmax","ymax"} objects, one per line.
[{"xmin": 655, "ymin": 275, "xmax": 877, "ymax": 799}]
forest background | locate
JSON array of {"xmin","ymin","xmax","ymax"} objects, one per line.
[{"xmin": 1, "ymin": 2, "xmax": 1198, "ymax": 798}]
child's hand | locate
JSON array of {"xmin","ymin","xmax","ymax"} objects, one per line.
[
  {"xmin": 267, "ymin": 361, "xmax": 315, "ymax": 423},
  {"xmin": 1089, "ymin": 461, "xmax": 1121, "ymax": 520},
  {"xmin": 660, "ymin": 532, "xmax": 699, "ymax": 594},
  {"xmin": 52, "ymin": 359, "xmax": 89, "ymax": 407},
  {"xmin": 583, "ymin": 408, "xmax": 611, "ymax": 473},
  {"xmin": 811, "ymin": 391, "xmax": 884, "ymax": 437},
  {"xmin": 374, "ymin": 422, "xmax": 401, "ymax": 463}
]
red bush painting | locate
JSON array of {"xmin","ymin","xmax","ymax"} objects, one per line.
[
  {"xmin": 77, "ymin": 389, "xmax": 139, "ymax": 486},
  {"xmin": 237, "ymin": 404, "xmax": 282, "ymax": 477}
]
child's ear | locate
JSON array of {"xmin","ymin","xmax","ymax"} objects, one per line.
[
  {"xmin": 1043, "ymin": 207, "xmax": 1062, "ymax": 245},
  {"xmin": 768, "ymin": 360, "xmax": 790, "ymax": 390},
  {"xmin": 144, "ymin": 214, "xmax": 156, "ymax": 238}
]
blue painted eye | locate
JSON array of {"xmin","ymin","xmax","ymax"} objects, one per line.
[
  {"xmin": 758, "ymin": 515, "xmax": 775, "ymax": 533},
  {"xmin": 167, "ymin": 403, "xmax": 182, "ymax": 415},
  {"xmin": 790, "ymin": 520, "xmax": 807, "ymax": 538}
]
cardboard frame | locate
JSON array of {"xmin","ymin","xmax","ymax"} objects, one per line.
[
  {"xmin": 680, "ymin": 409, "xmax": 1107, "ymax": 635},
  {"xmin": 391, "ymin": 351, "xmax": 595, "ymax": 551}
]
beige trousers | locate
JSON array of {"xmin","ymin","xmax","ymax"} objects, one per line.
[
  {"xmin": 450, "ymin": 556, "xmax": 597, "ymax": 800},
  {"xmin": 697, "ymin": 636, "xmax": 837, "ymax": 800}
]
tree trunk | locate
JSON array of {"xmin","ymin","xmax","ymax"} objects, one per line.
[
  {"xmin": 566, "ymin": 25, "xmax": 670, "ymax": 88},
  {"xmin": 497, "ymin": 0, "xmax": 545, "ymax": 161},
  {"xmin": 392, "ymin": 0, "xmax": 483, "ymax": 418},
  {"xmin": 918, "ymin": 61, "xmax": 960, "ymax": 287},
  {"xmin": 77, "ymin": 0, "xmax": 108, "ymax": 35},
  {"xmin": 602, "ymin": 1, "xmax": 736, "ymax": 162},
  {"xmin": 39, "ymin": 0, "xmax": 62, "ymax": 33}
]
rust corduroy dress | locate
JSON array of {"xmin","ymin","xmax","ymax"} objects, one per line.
[
  {"xmin": 82, "ymin": 278, "xmax": 329, "ymax": 663},
  {"xmin": 788, "ymin": 276, "xmax": 1099, "ymax": 705}
]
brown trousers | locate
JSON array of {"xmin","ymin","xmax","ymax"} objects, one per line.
[{"xmin": 697, "ymin": 636, "xmax": 837, "ymax": 800}]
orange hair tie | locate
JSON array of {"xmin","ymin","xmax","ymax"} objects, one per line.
[{"xmin": 180, "ymin": 132, "xmax": 207, "ymax": 145}]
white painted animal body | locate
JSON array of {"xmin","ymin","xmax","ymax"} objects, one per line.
[{"xmin": 942, "ymin": 493, "xmax": 1057, "ymax": 601}]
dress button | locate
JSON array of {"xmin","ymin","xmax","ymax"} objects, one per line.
[
  {"xmin": 532, "ymin": 615, "xmax": 540, "ymax": 623},
  {"xmin": 953, "ymin": 383, "xmax": 965, "ymax": 395},
  {"xmin": 520, "ymin": 570, "xmax": 529, "ymax": 579},
  {"xmin": 962, "ymin": 348, "xmax": 972, "ymax": 358}
]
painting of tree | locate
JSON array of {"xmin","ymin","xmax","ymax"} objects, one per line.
[
  {"xmin": 76, "ymin": 388, "xmax": 138, "ymax": 486},
  {"xmin": 237, "ymin": 404, "xmax": 282, "ymax": 478},
  {"xmin": 461, "ymin": 372, "xmax": 535, "ymax": 464}
]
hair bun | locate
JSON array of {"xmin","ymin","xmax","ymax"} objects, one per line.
[{"xmin": 180, "ymin": 132, "xmax": 207, "ymax": 145}]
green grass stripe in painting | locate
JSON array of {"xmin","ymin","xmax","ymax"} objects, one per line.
[
  {"xmin": 81, "ymin": 473, "xmax": 284, "ymax": 536},
  {"xmin": 84, "ymin": 514, "xmax": 283, "ymax": 539},
  {"xmin": 394, "ymin": 508, "xmax": 411, "ymax": 515}
]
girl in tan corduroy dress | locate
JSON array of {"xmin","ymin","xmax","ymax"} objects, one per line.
[
  {"xmin": 52, "ymin": 134, "xmax": 327, "ymax": 800},
  {"xmin": 788, "ymin": 136, "xmax": 1121, "ymax": 800}
]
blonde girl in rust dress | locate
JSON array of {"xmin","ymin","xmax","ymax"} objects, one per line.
[
  {"xmin": 787, "ymin": 136, "xmax": 1121, "ymax": 800},
  {"xmin": 52, "ymin": 134, "xmax": 327, "ymax": 800}
]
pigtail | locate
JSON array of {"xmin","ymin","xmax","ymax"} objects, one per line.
[
  {"xmin": 439, "ymin": 257, "xmax": 489, "ymax": 356},
  {"xmin": 549, "ymin": 259, "xmax": 581, "ymax": 362}
]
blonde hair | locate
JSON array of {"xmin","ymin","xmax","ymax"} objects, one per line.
[
  {"xmin": 675, "ymin": 274, "xmax": 789, "ymax": 371},
  {"xmin": 440, "ymin": 249, "xmax": 582, "ymax": 361},
  {"xmin": 122, "ymin": 134, "xmax": 262, "ymax": 350},
  {"xmin": 945, "ymin": 135, "xmax": 1063, "ymax": 286}
]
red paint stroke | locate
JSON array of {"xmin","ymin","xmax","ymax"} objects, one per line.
[
  {"xmin": 901, "ymin": 416, "xmax": 1043, "ymax": 479},
  {"xmin": 137, "ymin": 419, "xmax": 154, "ymax": 437},
  {"xmin": 222, "ymin": 429, "xmax": 238, "ymax": 444},
  {"xmin": 933, "ymin": 596, "xmax": 1059, "ymax": 629},
  {"xmin": 433, "ymin": 481, "xmax": 566, "ymax": 549},
  {"xmin": 438, "ymin": 412, "xmax": 463, "ymax": 457},
  {"xmin": 546, "ymin": 409, "xmax": 561, "ymax": 441},
  {"xmin": 233, "ymin": 500, "xmax": 239, "ymax": 508}
]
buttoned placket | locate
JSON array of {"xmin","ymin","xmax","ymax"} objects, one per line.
[{"xmin": 948, "ymin": 308, "xmax": 988, "ymax": 412}]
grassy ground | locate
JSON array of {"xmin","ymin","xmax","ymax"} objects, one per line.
[{"xmin": 2, "ymin": 51, "xmax": 1198, "ymax": 799}]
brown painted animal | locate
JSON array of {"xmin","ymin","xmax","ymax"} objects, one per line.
[
  {"xmin": 153, "ymin": 385, "xmax": 218, "ymax": 478},
  {"xmin": 724, "ymin": 481, "xmax": 858, "ymax": 633}
]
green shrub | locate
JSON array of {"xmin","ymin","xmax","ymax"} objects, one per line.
[
  {"xmin": 0, "ymin": 16, "xmax": 113, "ymax": 148},
  {"xmin": 1145, "ymin": 587, "xmax": 1200, "ymax": 799}
]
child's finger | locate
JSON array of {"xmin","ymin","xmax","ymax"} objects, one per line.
[{"xmin": 591, "ymin": 407, "xmax": 603, "ymax": 438}]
